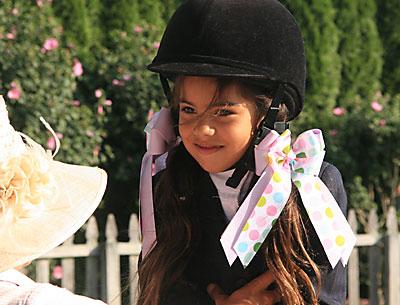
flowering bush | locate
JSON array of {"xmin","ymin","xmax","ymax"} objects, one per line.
[
  {"xmin": 75, "ymin": 24, "xmax": 165, "ymax": 213},
  {"xmin": 0, "ymin": 1, "xmax": 107, "ymax": 167}
]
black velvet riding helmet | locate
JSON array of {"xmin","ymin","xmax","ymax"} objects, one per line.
[{"xmin": 148, "ymin": 0, "xmax": 306, "ymax": 122}]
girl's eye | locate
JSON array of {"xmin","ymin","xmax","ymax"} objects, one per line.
[
  {"xmin": 215, "ymin": 108, "xmax": 233, "ymax": 116},
  {"xmin": 180, "ymin": 106, "xmax": 195, "ymax": 114}
]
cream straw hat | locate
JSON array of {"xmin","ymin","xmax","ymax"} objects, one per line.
[{"xmin": 0, "ymin": 96, "xmax": 107, "ymax": 272}]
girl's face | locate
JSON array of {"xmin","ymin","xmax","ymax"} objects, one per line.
[{"xmin": 177, "ymin": 76, "xmax": 260, "ymax": 173}]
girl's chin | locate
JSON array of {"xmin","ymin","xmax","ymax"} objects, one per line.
[{"xmin": 197, "ymin": 161, "xmax": 233, "ymax": 173}]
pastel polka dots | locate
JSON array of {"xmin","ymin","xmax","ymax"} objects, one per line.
[
  {"xmin": 265, "ymin": 184, "xmax": 273, "ymax": 194},
  {"xmin": 273, "ymin": 192, "xmax": 284, "ymax": 203},
  {"xmin": 325, "ymin": 207, "xmax": 334, "ymax": 218},
  {"xmin": 272, "ymin": 172, "xmax": 282, "ymax": 183},
  {"xmin": 257, "ymin": 196, "xmax": 266, "ymax": 207},
  {"xmin": 261, "ymin": 227, "xmax": 271, "ymax": 239},
  {"xmin": 249, "ymin": 230, "xmax": 260, "ymax": 241},
  {"xmin": 253, "ymin": 242, "xmax": 262, "ymax": 252},
  {"xmin": 312, "ymin": 211, "xmax": 323, "ymax": 221},
  {"xmin": 238, "ymin": 242, "xmax": 248, "ymax": 252},
  {"xmin": 244, "ymin": 253, "xmax": 254, "ymax": 266},
  {"xmin": 335, "ymin": 235, "xmax": 346, "ymax": 247},
  {"xmin": 256, "ymin": 216, "xmax": 267, "ymax": 227},
  {"xmin": 267, "ymin": 206, "xmax": 277, "ymax": 216}
]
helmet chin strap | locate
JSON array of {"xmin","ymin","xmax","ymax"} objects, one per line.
[{"xmin": 226, "ymin": 84, "xmax": 288, "ymax": 188}]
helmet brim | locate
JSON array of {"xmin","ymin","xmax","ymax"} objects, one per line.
[{"xmin": 148, "ymin": 62, "xmax": 275, "ymax": 80}]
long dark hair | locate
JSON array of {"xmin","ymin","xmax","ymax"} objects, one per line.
[{"xmin": 137, "ymin": 77, "xmax": 321, "ymax": 305}]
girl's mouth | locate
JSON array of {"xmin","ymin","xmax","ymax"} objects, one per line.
[{"xmin": 194, "ymin": 143, "xmax": 223, "ymax": 154}]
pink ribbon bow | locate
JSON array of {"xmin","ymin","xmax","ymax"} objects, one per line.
[
  {"xmin": 221, "ymin": 129, "xmax": 356, "ymax": 268},
  {"xmin": 139, "ymin": 108, "xmax": 178, "ymax": 258}
]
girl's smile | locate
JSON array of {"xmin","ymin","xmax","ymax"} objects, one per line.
[
  {"xmin": 193, "ymin": 143, "xmax": 224, "ymax": 155},
  {"xmin": 176, "ymin": 76, "xmax": 260, "ymax": 173}
]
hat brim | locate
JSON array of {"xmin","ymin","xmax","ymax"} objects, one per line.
[
  {"xmin": 0, "ymin": 161, "xmax": 107, "ymax": 272},
  {"xmin": 148, "ymin": 62, "xmax": 277, "ymax": 80}
]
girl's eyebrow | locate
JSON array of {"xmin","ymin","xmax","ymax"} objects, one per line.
[
  {"xmin": 209, "ymin": 101, "xmax": 240, "ymax": 107},
  {"xmin": 179, "ymin": 100, "xmax": 239, "ymax": 107},
  {"xmin": 178, "ymin": 100, "xmax": 194, "ymax": 105}
]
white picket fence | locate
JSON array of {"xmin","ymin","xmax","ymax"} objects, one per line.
[
  {"xmin": 34, "ymin": 214, "xmax": 141, "ymax": 305},
  {"xmin": 32, "ymin": 208, "xmax": 400, "ymax": 305}
]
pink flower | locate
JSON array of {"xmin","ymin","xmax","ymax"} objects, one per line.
[
  {"xmin": 153, "ymin": 42, "xmax": 160, "ymax": 49},
  {"xmin": 97, "ymin": 105, "xmax": 104, "ymax": 114},
  {"xmin": 72, "ymin": 59, "xmax": 83, "ymax": 76},
  {"xmin": 56, "ymin": 132, "xmax": 63, "ymax": 139},
  {"xmin": 42, "ymin": 38, "xmax": 59, "ymax": 52},
  {"xmin": 86, "ymin": 130, "xmax": 94, "ymax": 137},
  {"xmin": 95, "ymin": 89, "xmax": 102, "ymax": 98},
  {"xmin": 134, "ymin": 25, "xmax": 143, "ymax": 33},
  {"xmin": 332, "ymin": 107, "xmax": 345, "ymax": 116},
  {"xmin": 105, "ymin": 99, "xmax": 112, "ymax": 106},
  {"xmin": 112, "ymin": 79, "xmax": 124, "ymax": 86},
  {"xmin": 122, "ymin": 74, "xmax": 132, "ymax": 81},
  {"xmin": 7, "ymin": 87, "xmax": 21, "ymax": 100},
  {"xmin": 371, "ymin": 101, "xmax": 383, "ymax": 112},
  {"xmin": 379, "ymin": 119, "xmax": 386, "ymax": 127},
  {"xmin": 329, "ymin": 129, "xmax": 338, "ymax": 137},
  {"xmin": 52, "ymin": 266, "xmax": 63, "ymax": 280},
  {"xmin": 11, "ymin": 8, "xmax": 19, "ymax": 15},
  {"xmin": 36, "ymin": 0, "xmax": 43, "ymax": 7},
  {"xmin": 47, "ymin": 137, "xmax": 56, "ymax": 150},
  {"xmin": 6, "ymin": 32, "xmax": 15, "ymax": 40},
  {"xmin": 72, "ymin": 100, "xmax": 80, "ymax": 106}
]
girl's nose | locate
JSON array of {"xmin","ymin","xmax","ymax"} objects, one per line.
[{"xmin": 193, "ymin": 121, "xmax": 216, "ymax": 137}]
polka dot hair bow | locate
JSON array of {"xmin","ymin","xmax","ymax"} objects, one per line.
[
  {"xmin": 221, "ymin": 129, "xmax": 356, "ymax": 268},
  {"xmin": 139, "ymin": 108, "xmax": 178, "ymax": 258}
]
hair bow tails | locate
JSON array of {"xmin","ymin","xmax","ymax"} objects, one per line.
[
  {"xmin": 221, "ymin": 129, "xmax": 292, "ymax": 266},
  {"xmin": 139, "ymin": 108, "xmax": 177, "ymax": 258},
  {"xmin": 294, "ymin": 175, "xmax": 356, "ymax": 267},
  {"xmin": 291, "ymin": 130, "xmax": 356, "ymax": 268}
]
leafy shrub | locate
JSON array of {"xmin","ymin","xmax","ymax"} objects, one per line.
[{"xmin": 0, "ymin": 1, "xmax": 106, "ymax": 167}]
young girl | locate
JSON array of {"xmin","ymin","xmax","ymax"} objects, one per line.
[{"xmin": 138, "ymin": 1, "xmax": 356, "ymax": 305}]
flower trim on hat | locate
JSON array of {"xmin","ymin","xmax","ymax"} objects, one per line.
[{"xmin": 0, "ymin": 134, "xmax": 57, "ymax": 226}]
